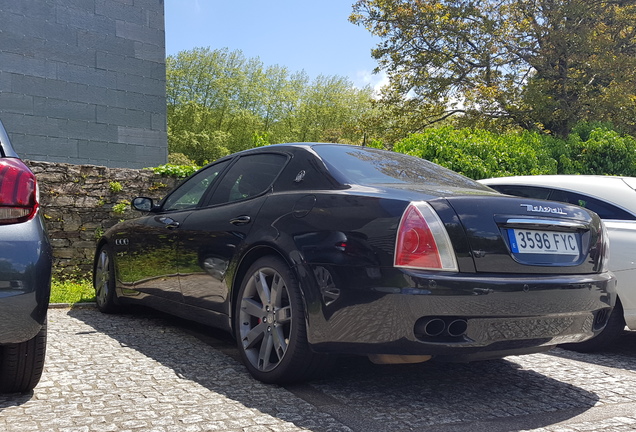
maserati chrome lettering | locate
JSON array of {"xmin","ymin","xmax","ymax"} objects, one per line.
[{"xmin": 520, "ymin": 203, "xmax": 568, "ymax": 215}]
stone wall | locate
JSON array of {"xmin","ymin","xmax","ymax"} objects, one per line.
[{"xmin": 27, "ymin": 160, "xmax": 180, "ymax": 278}]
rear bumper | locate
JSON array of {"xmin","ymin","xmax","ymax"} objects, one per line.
[
  {"xmin": 303, "ymin": 265, "xmax": 616, "ymax": 359},
  {"xmin": 0, "ymin": 215, "xmax": 52, "ymax": 344}
]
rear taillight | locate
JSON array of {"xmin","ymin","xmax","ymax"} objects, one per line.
[
  {"xmin": 394, "ymin": 202, "xmax": 458, "ymax": 271},
  {"xmin": 0, "ymin": 158, "xmax": 39, "ymax": 224}
]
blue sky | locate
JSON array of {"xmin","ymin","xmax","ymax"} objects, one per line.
[{"xmin": 164, "ymin": 0, "xmax": 387, "ymax": 89}]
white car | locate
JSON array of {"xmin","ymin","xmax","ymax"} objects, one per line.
[{"xmin": 479, "ymin": 175, "xmax": 636, "ymax": 351}]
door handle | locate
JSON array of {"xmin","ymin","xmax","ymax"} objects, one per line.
[
  {"xmin": 158, "ymin": 216, "xmax": 180, "ymax": 229},
  {"xmin": 230, "ymin": 215, "xmax": 251, "ymax": 225}
]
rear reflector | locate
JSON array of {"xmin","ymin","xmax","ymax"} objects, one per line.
[
  {"xmin": 0, "ymin": 158, "xmax": 38, "ymax": 224},
  {"xmin": 394, "ymin": 202, "xmax": 458, "ymax": 271}
]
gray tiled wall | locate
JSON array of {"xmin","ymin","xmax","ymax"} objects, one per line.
[{"xmin": 0, "ymin": 0, "xmax": 167, "ymax": 168}]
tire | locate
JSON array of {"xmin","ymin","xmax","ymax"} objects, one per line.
[
  {"xmin": 94, "ymin": 244, "xmax": 122, "ymax": 314},
  {"xmin": 234, "ymin": 256, "xmax": 331, "ymax": 384},
  {"xmin": 561, "ymin": 297, "xmax": 626, "ymax": 353},
  {"xmin": 0, "ymin": 320, "xmax": 47, "ymax": 393}
]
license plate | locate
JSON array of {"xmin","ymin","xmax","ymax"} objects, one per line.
[{"xmin": 507, "ymin": 229, "xmax": 579, "ymax": 255}]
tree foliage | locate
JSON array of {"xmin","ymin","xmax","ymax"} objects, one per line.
[
  {"xmin": 167, "ymin": 47, "xmax": 376, "ymax": 164},
  {"xmin": 350, "ymin": 0, "xmax": 636, "ymax": 138}
]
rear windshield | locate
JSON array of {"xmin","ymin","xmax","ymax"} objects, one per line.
[{"xmin": 312, "ymin": 145, "xmax": 487, "ymax": 189}]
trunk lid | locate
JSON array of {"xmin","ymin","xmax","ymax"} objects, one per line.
[{"xmin": 432, "ymin": 196, "xmax": 606, "ymax": 274}]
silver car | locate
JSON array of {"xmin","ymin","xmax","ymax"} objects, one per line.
[
  {"xmin": 0, "ymin": 119, "xmax": 52, "ymax": 393},
  {"xmin": 480, "ymin": 175, "xmax": 636, "ymax": 351}
]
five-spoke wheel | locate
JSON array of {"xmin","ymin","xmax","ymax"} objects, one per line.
[
  {"xmin": 235, "ymin": 256, "xmax": 330, "ymax": 383},
  {"xmin": 238, "ymin": 263, "xmax": 292, "ymax": 372}
]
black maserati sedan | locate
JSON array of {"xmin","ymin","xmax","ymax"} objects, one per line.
[
  {"xmin": 94, "ymin": 143, "xmax": 616, "ymax": 384},
  {"xmin": 0, "ymin": 119, "xmax": 51, "ymax": 393}
]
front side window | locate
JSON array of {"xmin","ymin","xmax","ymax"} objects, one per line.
[{"xmin": 162, "ymin": 160, "xmax": 230, "ymax": 211}]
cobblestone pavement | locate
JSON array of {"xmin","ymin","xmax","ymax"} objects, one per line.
[{"xmin": 1, "ymin": 307, "xmax": 636, "ymax": 432}]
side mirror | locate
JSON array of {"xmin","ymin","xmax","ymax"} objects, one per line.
[{"xmin": 132, "ymin": 197, "xmax": 156, "ymax": 212}]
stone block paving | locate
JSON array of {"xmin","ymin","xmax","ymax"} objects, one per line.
[{"xmin": 1, "ymin": 307, "xmax": 636, "ymax": 432}]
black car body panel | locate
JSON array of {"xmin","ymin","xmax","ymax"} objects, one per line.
[{"xmin": 96, "ymin": 144, "xmax": 615, "ymax": 380}]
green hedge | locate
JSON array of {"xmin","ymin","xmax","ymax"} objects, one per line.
[
  {"xmin": 393, "ymin": 125, "xmax": 636, "ymax": 179},
  {"xmin": 558, "ymin": 128, "xmax": 636, "ymax": 176}
]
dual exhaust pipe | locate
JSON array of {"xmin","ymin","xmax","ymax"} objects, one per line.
[{"xmin": 415, "ymin": 317, "xmax": 468, "ymax": 339}]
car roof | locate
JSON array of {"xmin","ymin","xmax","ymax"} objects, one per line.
[{"xmin": 479, "ymin": 175, "xmax": 636, "ymax": 214}]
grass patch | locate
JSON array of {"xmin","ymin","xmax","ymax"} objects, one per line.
[{"xmin": 50, "ymin": 278, "xmax": 95, "ymax": 304}]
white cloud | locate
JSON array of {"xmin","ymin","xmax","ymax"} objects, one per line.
[{"xmin": 354, "ymin": 70, "xmax": 389, "ymax": 96}]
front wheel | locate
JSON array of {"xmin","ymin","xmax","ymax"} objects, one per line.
[
  {"xmin": 94, "ymin": 245, "xmax": 122, "ymax": 314},
  {"xmin": 0, "ymin": 320, "xmax": 47, "ymax": 393},
  {"xmin": 234, "ymin": 256, "xmax": 330, "ymax": 384}
]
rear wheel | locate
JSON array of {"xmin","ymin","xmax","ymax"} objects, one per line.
[
  {"xmin": 94, "ymin": 245, "xmax": 122, "ymax": 314},
  {"xmin": 561, "ymin": 297, "xmax": 626, "ymax": 352},
  {"xmin": 235, "ymin": 256, "xmax": 330, "ymax": 384},
  {"xmin": 0, "ymin": 320, "xmax": 47, "ymax": 393}
]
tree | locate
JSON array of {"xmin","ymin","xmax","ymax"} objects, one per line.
[
  {"xmin": 167, "ymin": 48, "xmax": 271, "ymax": 161},
  {"xmin": 350, "ymin": 0, "xmax": 636, "ymax": 138},
  {"xmin": 167, "ymin": 47, "xmax": 378, "ymax": 163},
  {"xmin": 292, "ymin": 75, "xmax": 376, "ymax": 143}
]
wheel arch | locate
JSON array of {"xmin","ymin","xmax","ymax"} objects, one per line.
[{"xmin": 229, "ymin": 244, "xmax": 309, "ymax": 332}]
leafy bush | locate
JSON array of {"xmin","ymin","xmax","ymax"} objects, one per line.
[
  {"xmin": 394, "ymin": 127, "xmax": 557, "ymax": 179},
  {"xmin": 570, "ymin": 121, "xmax": 622, "ymax": 142},
  {"xmin": 150, "ymin": 163, "xmax": 200, "ymax": 179},
  {"xmin": 562, "ymin": 128, "xmax": 636, "ymax": 176},
  {"xmin": 393, "ymin": 125, "xmax": 636, "ymax": 179}
]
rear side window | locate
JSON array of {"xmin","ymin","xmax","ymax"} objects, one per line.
[
  {"xmin": 208, "ymin": 153, "xmax": 287, "ymax": 206},
  {"xmin": 490, "ymin": 184, "xmax": 636, "ymax": 221},
  {"xmin": 550, "ymin": 190, "xmax": 636, "ymax": 220}
]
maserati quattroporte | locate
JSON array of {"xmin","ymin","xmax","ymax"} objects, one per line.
[{"xmin": 94, "ymin": 144, "xmax": 616, "ymax": 383}]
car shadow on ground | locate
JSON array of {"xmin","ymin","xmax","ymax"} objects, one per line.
[
  {"xmin": 549, "ymin": 329, "xmax": 636, "ymax": 371},
  {"xmin": 63, "ymin": 306, "xmax": 600, "ymax": 432}
]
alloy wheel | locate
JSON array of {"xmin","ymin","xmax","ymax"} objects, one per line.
[
  {"xmin": 94, "ymin": 249, "xmax": 111, "ymax": 307},
  {"xmin": 238, "ymin": 266, "xmax": 292, "ymax": 372}
]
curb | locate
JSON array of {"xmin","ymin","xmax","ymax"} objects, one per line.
[{"xmin": 49, "ymin": 302, "xmax": 97, "ymax": 309}]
